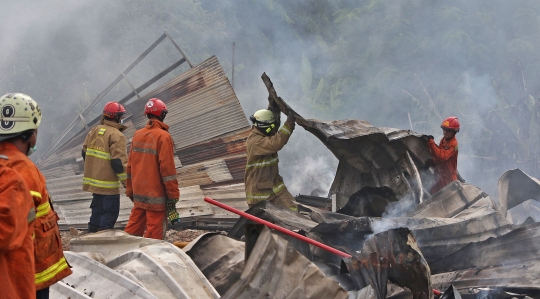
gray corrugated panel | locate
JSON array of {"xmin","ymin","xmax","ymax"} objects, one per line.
[
  {"xmin": 40, "ymin": 56, "xmax": 247, "ymax": 171},
  {"xmin": 41, "ymin": 56, "xmax": 249, "ymax": 229},
  {"xmin": 202, "ymin": 183, "xmax": 248, "ymax": 216},
  {"xmin": 177, "ymin": 185, "xmax": 215, "ymax": 218}
]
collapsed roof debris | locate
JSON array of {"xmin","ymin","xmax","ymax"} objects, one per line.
[
  {"xmin": 184, "ymin": 233, "xmax": 245, "ymax": 295},
  {"xmin": 39, "ymin": 39, "xmax": 250, "ymax": 229},
  {"xmin": 220, "ymin": 226, "xmax": 349, "ymax": 299},
  {"xmin": 498, "ymin": 168, "xmax": 540, "ymax": 223},
  {"xmin": 345, "ymin": 228, "xmax": 432, "ymax": 299},
  {"xmin": 56, "ymin": 230, "xmax": 220, "ymax": 299},
  {"xmin": 45, "ymin": 57, "xmax": 540, "ymax": 297}
]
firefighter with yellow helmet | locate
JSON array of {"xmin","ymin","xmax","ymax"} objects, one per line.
[{"xmin": 244, "ymin": 106, "xmax": 298, "ymax": 211}]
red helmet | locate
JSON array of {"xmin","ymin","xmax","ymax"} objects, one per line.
[
  {"xmin": 441, "ymin": 116, "xmax": 460, "ymax": 132},
  {"xmin": 103, "ymin": 102, "xmax": 126, "ymax": 118},
  {"xmin": 144, "ymin": 98, "xmax": 168, "ymax": 119}
]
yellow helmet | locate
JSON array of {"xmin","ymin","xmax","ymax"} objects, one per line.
[
  {"xmin": 249, "ymin": 109, "xmax": 276, "ymax": 128},
  {"xmin": 0, "ymin": 93, "xmax": 42, "ymax": 141}
]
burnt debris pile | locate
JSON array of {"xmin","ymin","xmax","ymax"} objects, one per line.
[{"xmin": 51, "ymin": 73, "xmax": 540, "ymax": 298}]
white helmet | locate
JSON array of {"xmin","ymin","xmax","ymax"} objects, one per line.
[
  {"xmin": 249, "ymin": 109, "xmax": 276, "ymax": 128},
  {"xmin": 0, "ymin": 93, "xmax": 42, "ymax": 142}
]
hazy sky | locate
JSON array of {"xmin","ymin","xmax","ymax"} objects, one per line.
[{"xmin": 2, "ymin": 0, "xmax": 539, "ymax": 198}]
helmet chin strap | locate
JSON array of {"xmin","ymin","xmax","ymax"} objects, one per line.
[
  {"xmin": 265, "ymin": 123, "xmax": 276, "ymax": 134},
  {"xmin": 26, "ymin": 138, "xmax": 37, "ymax": 156}
]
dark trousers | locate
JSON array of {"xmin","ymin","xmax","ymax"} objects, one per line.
[
  {"xmin": 88, "ymin": 194, "xmax": 120, "ymax": 231},
  {"xmin": 36, "ymin": 287, "xmax": 49, "ymax": 299}
]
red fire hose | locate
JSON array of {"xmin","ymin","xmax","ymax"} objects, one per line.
[
  {"xmin": 204, "ymin": 197, "xmax": 441, "ymax": 296},
  {"xmin": 204, "ymin": 197, "xmax": 351, "ymax": 258}
]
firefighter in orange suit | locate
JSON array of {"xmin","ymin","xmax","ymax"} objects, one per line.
[
  {"xmin": 245, "ymin": 108, "xmax": 298, "ymax": 211},
  {"xmin": 124, "ymin": 98, "xmax": 179, "ymax": 240},
  {"xmin": 82, "ymin": 102, "xmax": 128, "ymax": 232},
  {"xmin": 0, "ymin": 162, "xmax": 36, "ymax": 299},
  {"xmin": 426, "ymin": 116, "xmax": 460, "ymax": 195},
  {"xmin": 0, "ymin": 93, "xmax": 71, "ymax": 299}
]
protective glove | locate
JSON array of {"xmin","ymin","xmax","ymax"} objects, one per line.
[
  {"xmin": 166, "ymin": 199, "xmax": 180, "ymax": 225},
  {"xmin": 423, "ymin": 134, "xmax": 434, "ymax": 141},
  {"xmin": 268, "ymin": 99, "xmax": 280, "ymax": 113},
  {"xmin": 286, "ymin": 113, "xmax": 296, "ymax": 124}
]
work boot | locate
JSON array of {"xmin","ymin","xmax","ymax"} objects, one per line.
[{"xmin": 88, "ymin": 223, "xmax": 99, "ymax": 233}]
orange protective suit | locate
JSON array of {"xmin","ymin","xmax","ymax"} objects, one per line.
[
  {"xmin": 427, "ymin": 136, "xmax": 459, "ymax": 194},
  {"xmin": 125, "ymin": 119, "xmax": 179, "ymax": 239},
  {"xmin": 0, "ymin": 142, "xmax": 72, "ymax": 290},
  {"xmin": 0, "ymin": 156, "xmax": 36, "ymax": 299}
]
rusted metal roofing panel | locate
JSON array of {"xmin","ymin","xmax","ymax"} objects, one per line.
[
  {"xmin": 176, "ymin": 128, "xmax": 250, "ymax": 166},
  {"xmin": 40, "ymin": 55, "xmax": 249, "ymax": 169},
  {"xmin": 221, "ymin": 226, "xmax": 348, "ymax": 299},
  {"xmin": 39, "ymin": 56, "xmax": 249, "ymax": 228},
  {"xmin": 345, "ymin": 228, "xmax": 432, "ymax": 299}
]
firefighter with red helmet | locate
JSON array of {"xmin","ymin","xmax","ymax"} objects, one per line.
[
  {"xmin": 124, "ymin": 98, "xmax": 179, "ymax": 240},
  {"xmin": 82, "ymin": 102, "xmax": 128, "ymax": 232},
  {"xmin": 426, "ymin": 116, "xmax": 460, "ymax": 194}
]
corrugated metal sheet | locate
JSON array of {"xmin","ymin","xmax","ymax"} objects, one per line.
[{"xmin": 39, "ymin": 56, "xmax": 250, "ymax": 228}]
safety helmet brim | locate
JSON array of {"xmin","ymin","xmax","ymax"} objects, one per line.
[{"xmin": 0, "ymin": 132, "xmax": 21, "ymax": 142}]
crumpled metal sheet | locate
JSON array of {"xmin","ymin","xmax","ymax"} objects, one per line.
[
  {"xmin": 261, "ymin": 73, "xmax": 431, "ymax": 208},
  {"xmin": 70, "ymin": 229, "xmax": 165, "ymax": 262},
  {"xmin": 431, "ymin": 262, "xmax": 540, "ymax": 296},
  {"xmin": 429, "ymin": 222, "xmax": 540, "ymax": 274},
  {"xmin": 108, "ymin": 243, "xmax": 219, "ymax": 299},
  {"xmin": 337, "ymin": 186, "xmax": 399, "ymax": 217},
  {"xmin": 61, "ymin": 251, "xmax": 158, "ymax": 299},
  {"xmin": 221, "ymin": 226, "xmax": 349, "ymax": 299},
  {"xmin": 184, "ymin": 233, "xmax": 245, "ymax": 295},
  {"xmin": 345, "ymin": 228, "xmax": 433, "ymax": 299},
  {"xmin": 498, "ymin": 168, "xmax": 540, "ymax": 219},
  {"xmin": 508, "ymin": 199, "xmax": 540, "ymax": 225},
  {"xmin": 66, "ymin": 230, "xmax": 220, "ymax": 299},
  {"xmin": 308, "ymin": 210, "xmax": 513, "ymax": 265},
  {"xmin": 405, "ymin": 181, "xmax": 494, "ymax": 219},
  {"xmin": 228, "ymin": 200, "xmax": 317, "ymax": 239},
  {"xmin": 50, "ymin": 281, "xmax": 94, "ymax": 299},
  {"xmin": 440, "ymin": 285, "xmax": 462, "ymax": 299}
]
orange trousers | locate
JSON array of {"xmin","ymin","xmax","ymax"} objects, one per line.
[{"xmin": 124, "ymin": 207, "xmax": 167, "ymax": 240}]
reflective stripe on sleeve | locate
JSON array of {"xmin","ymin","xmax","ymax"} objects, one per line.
[
  {"xmin": 30, "ymin": 191, "xmax": 42, "ymax": 199},
  {"xmin": 36, "ymin": 202, "xmax": 51, "ymax": 218},
  {"xmin": 35, "ymin": 257, "xmax": 70, "ymax": 285},
  {"xmin": 246, "ymin": 157, "xmax": 279, "ymax": 169},
  {"xmin": 98, "ymin": 128, "xmax": 106, "ymax": 135},
  {"xmin": 86, "ymin": 148, "xmax": 111, "ymax": 160},
  {"xmin": 83, "ymin": 177, "xmax": 120, "ymax": 188},
  {"xmin": 272, "ymin": 182, "xmax": 286, "ymax": 194},
  {"xmin": 162, "ymin": 175, "xmax": 177, "ymax": 183},
  {"xmin": 27, "ymin": 207, "xmax": 36, "ymax": 223},
  {"xmin": 132, "ymin": 147, "xmax": 157, "ymax": 155},
  {"xmin": 279, "ymin": 124, "xmax": 292, "ymax": 135},
  {"xmin": 117, "ymin": 172, "xmax": 127, "ymax": 181}
]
